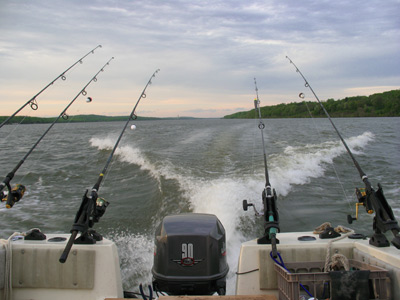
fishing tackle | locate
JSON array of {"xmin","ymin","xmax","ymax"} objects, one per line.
[
  {"xmin": 59, "ymin": 69, "xmax": 160, "ymax": 264},
  {"xmin": 0, "ymin": 45, "xmax": 102, "ymax": 129},
  {"xmin": 243, "ymin": 78, "xmax": 280, "ymax": 258},
  {"xmin": 0, "ymin": 57, "xmax": 114, "ymax": 209},
  {"xmin": 286, "ymin": 56, "xmax": 400, "ymax": 249},
  {"xmin": 1, "ymin": 184, "xmax": 26, "ymax": 207}
]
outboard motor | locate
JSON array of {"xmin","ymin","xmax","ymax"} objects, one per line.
[{"xmin": 152, "ymin": 213, "xmax": 229, "ymax": 295}]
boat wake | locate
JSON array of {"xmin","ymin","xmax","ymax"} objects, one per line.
[
  {"xmin": 90, "ymin": 137, "xmax": 163, "ymax": 186},
  {"xmin": 91, "ymin": 131, "xmax": 374, "ymax": 294},
  {"xmin": 270, "ymin": 131, "xmax": 375, "ymax": 196},
  {"xmin": 105, "ymin": 230, "xmax": 154, "ymax": 292}
]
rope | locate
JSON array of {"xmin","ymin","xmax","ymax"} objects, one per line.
[
  {"xmin": 313, "ymin": 222, "xmax": 352, "ymax": 234},
  {"xmin": 139, "ymin": 283, "xmax": 153, "ymax": 300},
  {"xmin": 326, "ymin": 253, "xmax": 350, "ymax": 271},
  {"xmin": 236, "ymin": 268, "xmax": 259, "ymax": 275},
  {"xmin": 324, "ymin": 234, "xmax": 352, "ymax": 273},
  {"xmin": 1, "ymin": 232, "xmax": 25, "ymax": 300},
  {"xmin": 320, "ymin": 230, "xmax": 353, "ymax": 272},
  {"xmin": 335, "ymin": 225, "xmax": 353, "ymax": 233},
  {"xmin": 312, "ymin": 222, "xmax": 353, "ymax": 272},
  {"xmin": 313, "ymin": 222, "xmax": 332, "ymax": 234}
]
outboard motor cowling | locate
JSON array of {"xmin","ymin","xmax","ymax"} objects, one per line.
[{"xmin": 152, "ymin": 213, "xmax": 228, "ymax": 295}]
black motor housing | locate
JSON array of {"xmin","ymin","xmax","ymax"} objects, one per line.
[{"xmin": 152, "ymin": 213, "xmax": 229, "ymax": 295}]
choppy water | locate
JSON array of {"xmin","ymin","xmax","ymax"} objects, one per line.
[{"xmin": 1, "ymin": 117, "xmax": 399, "ymax": 294}]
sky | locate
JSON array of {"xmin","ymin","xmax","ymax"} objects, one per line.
[{"xmin": 1, "ymin": 0, "xmax": 399, "ymax": 118}]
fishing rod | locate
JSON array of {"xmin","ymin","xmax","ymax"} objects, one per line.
[
  {"xmin": 286, "ymin": 56, "xmax": 400, "ymax": 249},
  {"xmin": 0, "ymin": 45, "xmax": 102, "ymax": 129},
  {"xmin": 254, "ymin": 78, "xmax": 270, "ymax": 187},
  {"xmin": 243, "ymin": 78, "xmax": 280, "ymax": 258},
  {"xmin": 59, "ymin": 69, "xmax": 160, "ymax": 264},
  {"xmin": 0, "ymin": 57, "xmax": 114, "ymax": 209}
]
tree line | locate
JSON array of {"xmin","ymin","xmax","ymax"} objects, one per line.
[
  {"xmin": 0, "ymin": 114, "xmax": 158, "ymax": 124},
  {"xmin": 224, "ymin": 89, "xmax": 400, "ymax": 119}
]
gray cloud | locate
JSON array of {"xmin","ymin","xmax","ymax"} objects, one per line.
[{"xmin": 0, "ymin": 0, "xmax": 399, "ymax": 118}]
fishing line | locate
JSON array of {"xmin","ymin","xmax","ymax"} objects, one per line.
[
  {"xmin": 286, "ymin": 56, "xmax": 400, "ymax": 248},
  {"xmin": 243, "ymin": 78, "xmax": 280, "ymax": 258},
  {"xmin": 0, "ymin": 45, "xmax": 102, "ymax": 129},
  {"xmin": 250, "ymin": 93, "xmax": 260, "ymax": 178},
  {"xmin": 15, "ymin": 114, "xmax": 83, "ymax": 191},
  {"xmin": 96, "ymin": 135, "xmax": 121, "ymax": 191},
  {"xmin": 0, "ymin": 57, "xmax": 114, "ymax": 209},
  {"xmin": 95, "ymin": 70, "xmax": 160, "ymax": 192},
  {"xmin": 289, "ymin": 60, "xmax": 364, "ymax": 211},
  {"xmin": 0, "ymin": 116, "xmax": 30, "ymax": 143},
  {"xmin": 286, "ymin": 56, "xmax": 365, "ymax": 179},
  {"xmin": 0, "ymin": 105, "xmax": 83, "ymax": 143},
  {"xmin": 301, "ymin": 93, "xmax": 353, "ymax": 212},
  {"xmin": 60, "ymin": 69, "xmax": 160, "ymax": 264},
  {"xmin": 15, "ymin": 97, "xmax": 93, "ymax": 184},
  {"xmin": 253, "ymin": 78, "xmax": 270, "ymax": 185}
]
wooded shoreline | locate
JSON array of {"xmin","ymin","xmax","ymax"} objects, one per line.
[
  {"xmin": 224, "ymin": 89, "xmax": 400, "ymax": 119},
  {"xmin": 2, "ymin": 90, "xmax": 399, "ymax": 124}
]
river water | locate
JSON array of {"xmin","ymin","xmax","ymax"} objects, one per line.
[{"xmin": 1, "ymin": 117, "xmax": 399, "ymax": 293}]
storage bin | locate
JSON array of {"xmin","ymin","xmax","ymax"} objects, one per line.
[{"xmin": 274, "ymin": 259, "xmax": 388, "ymax": 300}]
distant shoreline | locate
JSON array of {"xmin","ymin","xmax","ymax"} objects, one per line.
[
  {"xmin": 1, "ymin": 89, "xmax": 399, "ymax": 124},
  {"xmin": 0, "ymin": 115, "xmax": 199, "ymax": 125},
  {"xmin": 1, "ymin": 114, "xmax": 398, "ymax": 125},
  {"xmin": 224, "ymin": 89, "xmax": 400, "ymax": 119}
]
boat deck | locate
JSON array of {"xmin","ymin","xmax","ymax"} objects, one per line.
[
  {"xmin": 107, "ymin": 296, "xmax": 277, "ymax": 300},
  {"xmin": 236, "ymin": 231, "xmax": 400, "ymax": 299},
  {"xmin": 2, "ymin": 231, "xmax": 400, "ymax": 300}
]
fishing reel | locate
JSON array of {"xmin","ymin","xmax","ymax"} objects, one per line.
[
  {"xmin": 1, "ymin": 184, "xmax": 26, "ymax": 208},
  {"xmin": 347, "ymin": 187, "xmax": 374, "ymax": 224},
  {"xmin": 242, "ymin": 200, "xmax": 263, "ymax": 216},
  {"xmin": 71, "ymin": 190, "xmax": 109, "ymax": 245},
  {"xmin": 93, "ymin": 196, "xmax": 109, "ymax": 224},
  {"xmin": 82, "ymin": 190, "xmax": 109, "ymax": 229}
]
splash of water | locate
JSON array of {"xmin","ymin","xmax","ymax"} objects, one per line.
[
  {"xmin": 91, "ymin": 131, "xmax": 374, "ymax": 294},
  {"xmin": 106, "ymin": 230, "xmax": 154, "ymax": 292},
  {"xmin": 90, "ymin": 137, "xmax": 162, "ymax": 184},
  {"xmin": 270, "ymin": 131, "xmax": 375, "ymax": 196}
]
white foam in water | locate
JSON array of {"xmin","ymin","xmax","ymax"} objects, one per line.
[
  {"xmin": 92, "ymin": 132, "xmax": 374, "ymax": 295},
  {"xmin": 270, "ymin": 131, "xmax": 375, "ymax": 196},
  {"xmin": 187, "ymin": 177, "xmax": 261, "ymax": 294},
  {"xmin": 90, "ymin": 136, "xmax": 115, "ymax": 149},
  {"xmin": 106, "ymin": 230, "xmax": 155, "ymax": 291},
  {"xmin": 90, "ymin": 137, "xmax": 162, "ymax": 185}
]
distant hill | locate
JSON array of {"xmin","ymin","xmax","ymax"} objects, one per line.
[
  {"xmin": 224, "ymin": 89, "xmax": 400, "ymax": 119},
  {"xmin": 0, "ymin": 114, "xmax": 160, "ymax": 125}
]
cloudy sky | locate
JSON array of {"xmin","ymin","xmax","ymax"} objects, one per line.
[{"xmin": 1, "ymin": 0, "xmax": 399, "ymax": 118}]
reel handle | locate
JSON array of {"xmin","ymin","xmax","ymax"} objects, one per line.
[
  {"xmin": 243, "ymin": 200, "xmax": 253, "ymax": 211},
  {"xmin": 347, "ymin": 214, "xmax": 357, "ymax": 224}
]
